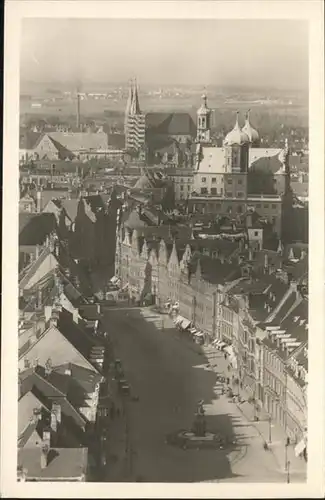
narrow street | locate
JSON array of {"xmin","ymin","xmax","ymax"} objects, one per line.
[{"xmin": 102, "ymin": 307, "xmax": 295, "ymax": 483}]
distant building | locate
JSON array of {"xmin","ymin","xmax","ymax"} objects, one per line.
[{"xmin": 124, "ymin": 79, "xmax": 146, "ymax": 160}]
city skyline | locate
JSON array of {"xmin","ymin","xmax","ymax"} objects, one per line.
[{"xmin": 21, "ymin": 19, "xmax": 309, "ymax": 90}]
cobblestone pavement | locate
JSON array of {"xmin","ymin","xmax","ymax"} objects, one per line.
[{"xmin": 99, "ymin": 306, "xmax": 305, "ymax": 483}]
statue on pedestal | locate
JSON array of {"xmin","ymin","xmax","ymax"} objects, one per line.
[{"xmin": 193, "ymin": 400, "xmax": 206, "ymax": 437}]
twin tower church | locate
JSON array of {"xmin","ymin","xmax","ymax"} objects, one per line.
[{"xmin": 124, "ymin": 78, "xmax": 261, "ymax": 166}]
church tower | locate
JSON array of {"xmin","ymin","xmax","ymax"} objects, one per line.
[
  {"xmin": 124, "ymin": 79, "xmax": 146, "ymax": 160},
  {"xmin": 223, "ymin": 112, "xmax": 250, "ymax": 173},
  {"xmin": 196, "ymin": 94, "xmax": 211, "ymax": 143}
]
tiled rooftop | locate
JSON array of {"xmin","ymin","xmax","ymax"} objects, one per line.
[{"xmin": 18, "ymin": 447, "xmax": 88, "ymax": 480}]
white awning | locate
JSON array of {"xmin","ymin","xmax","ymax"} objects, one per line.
[
  {"xmin": 194, "ymin": 331, "xmax": 204, "ymax": 337},
  {"xmin": 219, "ymin": 342, "xmax": 227, "ymax": 349},
  {"xmin": 190, "ymin": 327, "xmax": 197, "ymax": 334},
  {"xmin": 295, "ymin": 439, "xmax": 306, "ymax": 457},
  {"xmin": 180, "ymin": 318, "xmax": 191, "ymax": 330}
]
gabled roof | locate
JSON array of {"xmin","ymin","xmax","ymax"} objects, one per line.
[
  {"xmin": 19, "ymin": 213, "xmax": 57, "ymax": 245},
  {"xmin": 18, "ymin": 323, "xmax": 99, "ymax": 373},
  {"xmin": 53, "ymin": 363, "xmax": 102, "ymax": 394},
  {"xmin": 190, "ymin": 253, "xmax": 242, "ymax": 286},
  {"xmin": 146, "ymin": 112, "xmax": 196, "ymax": 136},
  {"xmin": 19, "ymin": 130, "xmax": 43, "ymax": 150},
  {"xmin": 249, "ymin": 148, "xmax": 283, "ymax": 174},
  {"xmin": 197, "ymin": 147, "xmax": 226, "ymax": 174},
  {"xmin": 19, "ymin": 365, "xmax": 87, "ymax": 429},
  {"xmin": 18, "ymin": 447, "xmax": 88, "ymax": 480},
  {"xmin": 47, "ymin": 132, "xmax": 108, "ymax": 152},
  {"xmin": 106, "ymin": 132, "xmax": 126, "ymax": 150},
  {"xmin": 18, "ymin": 391, "xmax": 47, "ymax": 438},
  {"xmin": 19, "ymin": 248, "xmax": 59, "ymax": 290}
]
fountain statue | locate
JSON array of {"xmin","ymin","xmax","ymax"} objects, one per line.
[{"xmin": 192, "ymin": 400, "xmax": 206, "ymax": 437}]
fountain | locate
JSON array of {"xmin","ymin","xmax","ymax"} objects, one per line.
[{"xmin": 166, "ymin": 400, "xmax": 229, "ymax": 450}]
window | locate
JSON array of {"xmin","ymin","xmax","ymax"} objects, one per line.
[
  {"xmin": 264, "ymin": 204, "xmax": 269, "ymax": 209},
  {"xmin": 180, "ymin": 178, "xmax": 184, "ymax": 183},
  {"xmin": 227, "ymin": 179, "xmax": 233, "ymax": 184},
  {"xmin": 254, "ymin": 231, "xmax": 259, "ymax": 236},
  {"xmin": 220, "ymin": 188, "xmax": 223, "ymax": 195},
  {"xmin": 271, "ymin": 204, "xmax": 276, "ymax": 209},
  {"xmin": 237, "ymin": 192, "xmax": 244, "ymax": 198},
  {"xmin": 238, "ymin": 179, "xmax": 243, "ymax": 185},
  {"xmin": 256, "ymin": 204, "xmax": 261, "ymax": 208},
  {"xmin": 201, "ymin": 177, "xmax": 206, "ymax": 183},
  {"xmin": 237, "ymin": 205, "xmax": 243, "ymax": 213},
  {"xmin": 211, "ymin": 187, "xmax": 217, "ymax": 195},
  {"xmin": 212, "ymin": 177, "xmax": 216, "ymax": 183},
  {"xmin": 226, "ymin": 192, "xmax": 233, "ymax": 198},
  {"xmin": 180, "ymin": 185, "xmax": 184, "ymax": 191},
  {"xmin": 201, "ymin": 187, "xmax": 208, "ymax": 194}
]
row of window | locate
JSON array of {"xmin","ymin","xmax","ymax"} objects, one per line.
[
  {"xmin": 199, "ymin": 187, "xmax": 245, "ymax": 197},
  {"xmin": 201, "ymin": 177, "xmax": 243, "ymax": 184}
]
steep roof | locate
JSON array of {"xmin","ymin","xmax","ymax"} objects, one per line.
[
  {"xmin": 106, "ymin": 133, "xmax": 125, "ymax": 150},
  {"xmin": 18, "ymin": 391, "xmax": 47, "ymax": 438},
  {"xmin": 19, "ymin": 130, "xmax": 43, "ymax": 150},
  {"xmin": 197, "ymin": 147, "xmax": 226, "ymax": 173},
  {"xmin": 47, "ymin": 132, "xmax": 108, "ymax": 152},
  {"xmin": 249, "ymin": 148, "xmax": 283, "ymax": 174},
  {"xmin": 19, "ymin": 365, "xmax": 87, "ymax": 429},
  {"xmin": 146, "ymin": 112, "xmax": 196, "ymax": 136},
  {"xmin": 19, "ymin": 213, "xmax": 57, "ymax": 245},
  {"xmin": 18, "ymin": 447, "xmax": 88, "ymax": 480},
  {"xmin": 18, "ymin": 323, "xmax": 99, "ymax": 373}
]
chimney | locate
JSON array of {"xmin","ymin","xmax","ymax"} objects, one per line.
[
  {"xmin": 264, "ymin": 253, "xmax": 269, "ymax": 271},
  {"xmin": 76, "ymin": 90, "xmax": 81, "ymax": 131},
  {"xmin": 37, "ymin": 289, "xmax": 42, "ymax": 309},
  {"xmin": 49, "ymin": 315, "xmax": 58, "ymax": 328},
  {"xmin": 36, "ymin": 190, "xmax": 42, "ymax": 213},
  {"xmin": 248, "ymin": 248, "xmax": 253, "ymax": 262},
  {"xmin": 72, "ymin": 309, "xmax": 79, "ymax": 324},
  {"xmin": 35, "ymin": 245, "xmax": 40, "ymax": 260},
  {"xmin": 40, "ymin": 440, "xmax": 50, "ymax": 470},
  {"xmin": 51, "ymin": 402, "xmax": 61, "ymax": 432},
  {"xmin": 44, "ymin": 358, "xmax": 53, "ymax": 377},
  {"xmin": 64, "ymin": 363, "xmax": 72, "ymax": 376}
]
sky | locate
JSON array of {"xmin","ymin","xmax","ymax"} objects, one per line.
[{"xmin": 20, "ymin": 19, "xmax": 309, "ymax": 89}]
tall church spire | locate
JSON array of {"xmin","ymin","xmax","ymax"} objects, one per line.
[
  {"xmin": 130, "ymin": 78, "xmax": 141, "ymax": 115},
  {"xmin": 125, "ymin": 79, "xmax": 134, "ymax": 117}
]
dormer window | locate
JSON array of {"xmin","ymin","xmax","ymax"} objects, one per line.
[{"xmin": 293, "ymin": 316, "xmax": 300, "ymax": 323}]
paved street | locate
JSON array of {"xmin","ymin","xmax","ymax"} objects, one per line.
[{"xmin": 102, "ymin": 307, "xmax": 302, "ymax": 483}]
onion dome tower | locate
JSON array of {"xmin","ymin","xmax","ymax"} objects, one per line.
[
  {"xmin": 223, "ymin": 112, "xmax": 250, "ymax": 173},
  {"xmin": 196, "ymin": 94, "xmax": 211, "ymax": 143},
  {"xmin": 242, "ymin": 110, "xmax": 260, "ymax": 146}
]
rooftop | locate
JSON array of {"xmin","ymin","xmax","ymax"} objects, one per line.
[{"xmin": 18, "ymin": 447, "xmax": 88, "ymax": 481}]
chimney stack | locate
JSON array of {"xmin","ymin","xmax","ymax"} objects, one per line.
[
  {"xmin": 36, "ymin": 190, "xmax": 42, "ymax": 213},
  {"xmin": 76, "ymin": 90, "xmax": 81, "ymax": 131},
  {"xmin": 44, "ymin": 305, "xmax": 52, "ymax": 323},
  {"xmin": 40, "ymin": 430, "xmax": 51, "ymax": 469},
  {"xmin": 51, "ymin": 402, "xmax": 61, "ymax": 433}
]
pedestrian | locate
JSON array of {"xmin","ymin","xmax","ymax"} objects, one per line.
[
  {"xmin": 224, "ymin": 353, "xmax": 227, "ymax": 360},
  {"xmin": 226, "ymin": 377, "xmax": 230, "ymax": 385}
]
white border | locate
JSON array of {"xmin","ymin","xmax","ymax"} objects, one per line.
[{"xmin": 2, "ymin": 1, "xmax": 324, "ymax": 498}]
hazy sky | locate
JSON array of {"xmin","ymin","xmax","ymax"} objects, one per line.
[{"xmin": 21, "ymin": 19, "xmax": 309, "ymax": 89}]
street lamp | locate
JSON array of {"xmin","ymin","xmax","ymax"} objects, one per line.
[
  {"xmin": 286, "ymin": 460, "xmax": 291, "ymax": 483},
  {"xmin": 268, "ymin": 415, "xmax": 272, "ymax": 443}
]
